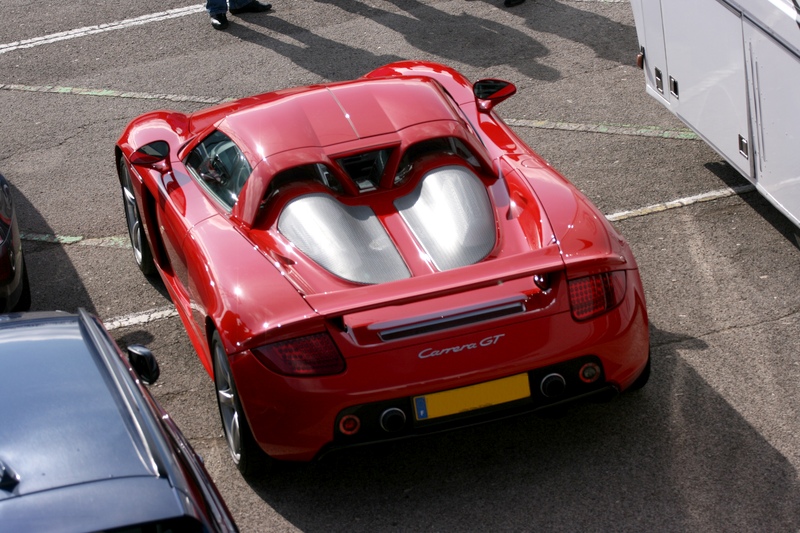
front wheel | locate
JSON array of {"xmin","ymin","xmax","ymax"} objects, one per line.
[
  {"xmin": 119, "ymin": 158, "xmax": 156, "ymax": 277},
  {"xmin": 212, "ymin": 331, "xmax": 272, "ymax": 478}
]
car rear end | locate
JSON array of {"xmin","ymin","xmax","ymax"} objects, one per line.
[
  {"xmin": 222, "ymin": 74, "xmax": 649, "ymax": 462},
  {"xmin": 232, "ymin": 155, "xmax": 648, "ymax": 461},
  {"xmin": 229, "ymin": 246, "xmax": 647, "ymax": 461}
]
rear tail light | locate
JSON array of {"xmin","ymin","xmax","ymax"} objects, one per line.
[
  {"xmin": 568, "ymin": 271, "xmax": 627, "ymax": 321},
  {"xmin": 252, "ymin": 332, "xmax": 345, "ymax": 376}
]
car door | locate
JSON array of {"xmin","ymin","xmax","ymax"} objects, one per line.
[
  {"xmin": 152, "ymin": 131, "xmax": 249, "ymax": 340},
  {"xmin": 168, "ymin": 131, "xmax": 254, "ymax": 335}
]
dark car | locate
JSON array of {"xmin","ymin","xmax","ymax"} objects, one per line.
[
  {"xmin": 0, "ymin": 172, "xmax": 30, "ymax": 312},
  {"xmin": 0, "ymin": 310, "xmax": 237, "ymax": 532}
]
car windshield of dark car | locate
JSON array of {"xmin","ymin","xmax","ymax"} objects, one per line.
[{"xmin": 185, "ymin": 130, "xmax": 252, "ymax": 210}]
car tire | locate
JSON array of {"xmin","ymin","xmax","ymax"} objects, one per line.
[
  {"xmin": 626, "ymin": 351, "xmax": 651, "ymax": 391},
  {"xmin": 211, "ymin": 331, "xmax": 272, "ymax": 478},
  {"xmin": 11, "ymin": 257, "xmax": 31, "ymax": 312},
  {"xmin": 119, "ymin": 158, "xmax": 157, "ymax": 277}
]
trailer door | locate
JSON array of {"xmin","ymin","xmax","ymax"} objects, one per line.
[
  {"xmin": 744, "ymin": 17, "xmax": 800, "ymax": 226},
  {"xmin": 630, "ymin": 0, "xmax": 670, "ymax": 106},
  {"xmin": 661, "ymin": 0, "xmax": 753, "ymax": 180}
]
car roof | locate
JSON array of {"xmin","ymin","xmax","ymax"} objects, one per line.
[
  {"xmin": 203, "ymin": 77, "xmax": 483, "ymax": 227},
  {"xmin": 0, "ymin": 312, "xmax": 161, "ymax": 500},
  {"xmin": 199, "ymin": 77, "xmax": 463, "ymax": 161}
]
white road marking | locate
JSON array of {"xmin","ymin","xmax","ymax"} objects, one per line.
[
  {"xmin": 606, "ymin": 184, "xmax": 756, "ymax": 222},
  {"xmin": 21, "ymin": 232, "xmax": 130, "ymax": 248},
  {"xmin": 0, "ymin": 83, "xmax": 228, "ymax": 104},
  {"xmin": 0, "ymin": 5, "xmax": 205, "ymax": 55},
  {"xmin": 104, "ymin": 306, "xmax": 179, "ymax": 331},
  {"xmin": 506, "ymin": 118, "xmax": 697, "ymax": 140}
]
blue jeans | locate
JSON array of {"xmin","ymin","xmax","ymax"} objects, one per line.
[{"xmin": 206, "ymin": 0, "xmax": 251, "ymax": 14}]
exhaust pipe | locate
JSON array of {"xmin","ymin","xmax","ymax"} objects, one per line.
[
  {"xmin": 540, "ymin": 373, "xmax": 566, "ymax": 398},
  {"xmin": 380, "ymin": 407, "xmax": 407, "ymax": 433}
]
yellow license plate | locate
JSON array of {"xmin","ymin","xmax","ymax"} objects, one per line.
[{"xmin": 413, "ymin": 373, "xmax": 531, "ymax": 421}]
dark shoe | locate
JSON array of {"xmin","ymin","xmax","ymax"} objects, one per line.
[
  {"xmin": 503, "ymin": 0, "xmax": 525, "ymax": 6},
  {"xmin": 230, "ymin": 1, "xmax": 272, "ymax": 14},
  {"xmin": 210, "ymin": 13, "xmax": 229, "ymax": 30}
]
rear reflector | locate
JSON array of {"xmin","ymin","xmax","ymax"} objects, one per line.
[
  {"xmin": 568, "ymin": 271, "xmax": 626, "ymax": 321},
  {"xmin": 339, "ymin": 415, "xmax": 361, "ymax": 435},
  {"xmin": 252, "ymin": 332, "xmax": 345, "ymax": 376}
]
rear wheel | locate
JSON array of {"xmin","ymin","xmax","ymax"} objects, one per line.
[
  {"xmin": 119, "ymin": 159, "xmax": 156, "ymax": 276},
  {"xmin": 212, "ymin": 331, "xmax": 272, "ymax": 478}
]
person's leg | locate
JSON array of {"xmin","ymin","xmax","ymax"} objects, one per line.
[
  {"xmin": 206, "ymin": 0, "xmax": 228, "ymax": 14},
  {"xmin": 206, "ymin": 0, "xmax": 230, "ymax": 29}
]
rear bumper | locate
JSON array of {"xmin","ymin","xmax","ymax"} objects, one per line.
[
  {"xmin": 322, "ymin": 355, "xmax": 621, "ymax": 459},
  {"xmin": 230, "ymin": 270, "xmax": 649, "ymax": 462}
]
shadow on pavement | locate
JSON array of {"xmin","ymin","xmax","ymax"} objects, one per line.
[
  {"xmin": 3, "ymin": 178, "xmax": 95, "ymax": 315},
  {"xmin": 226, "ymin": 0, "xmax": 558, "ymax": 83},
  {"xmin": 706, "ymin": 161, "xmax": 800, "ymax": 252},
  {"xmin": 241, "ymin": 323, "xmax": 800, "ymax": 531}
]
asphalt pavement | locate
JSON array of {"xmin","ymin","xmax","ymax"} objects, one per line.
[{"xmin": 2, "ymin": 1, "xmax": 799, "ymax": 531}]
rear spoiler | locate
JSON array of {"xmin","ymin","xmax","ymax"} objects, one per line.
[{"xmin": 304, "ymin": 243, "xmax": 564, "ymax": 317}]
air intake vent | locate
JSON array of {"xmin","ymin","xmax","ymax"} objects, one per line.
[{"xmin": 379, "ymin": 302, "xmax": 525, "ymax": 341}]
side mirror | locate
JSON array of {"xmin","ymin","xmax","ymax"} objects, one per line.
[
  {"xmin": 0, "ymin": 459, "xmax": 20, "ymax": 491},
  {"xmin": 473, "ymin": 79, "xmax": 517, "ymax": 112},
  {"xmin": 129, "ymin": 141, "xmax": 171, "ymax": 172},
  {"xmin": 127, "ymin": 345, "xmax": 160, "ymax": 385}
]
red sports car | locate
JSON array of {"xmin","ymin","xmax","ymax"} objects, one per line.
[{"xmin": 116, "ymin": 61, "xmax": 650, "ymax": 476}]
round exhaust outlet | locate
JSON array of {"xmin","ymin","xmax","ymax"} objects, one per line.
[
  {"xmin": 380, "ymin": 408, "xmax": 407, "ymax": 433},
  {"xmin": 540, "ymin": 373, "xmax": 566, "ymax": 398}
]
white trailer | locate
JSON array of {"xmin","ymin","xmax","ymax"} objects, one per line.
[{"xmin": 629, "ymin": 0, "xmax": 800, "ymax": 226}]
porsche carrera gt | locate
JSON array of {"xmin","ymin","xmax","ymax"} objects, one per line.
[{"xmin": 116, "ymin": 61, "xmax": 650, "ymax": 476}]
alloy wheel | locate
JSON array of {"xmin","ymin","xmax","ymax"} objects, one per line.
[
  {"xmin": 119, "ymin": 162, "xmax": 145, "ymax": 265},
  {"xmin": 214, "ymin": 341, "xmax": 242, "ymax": 462}
]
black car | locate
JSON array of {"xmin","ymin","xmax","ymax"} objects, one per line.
[
  {"xmin": 0, "ymin": 310, "xmax": 237, "ymax": 532},
  {"xmin": 0, "ymin": 172, "xmax": 30, "ymax": 312}
]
